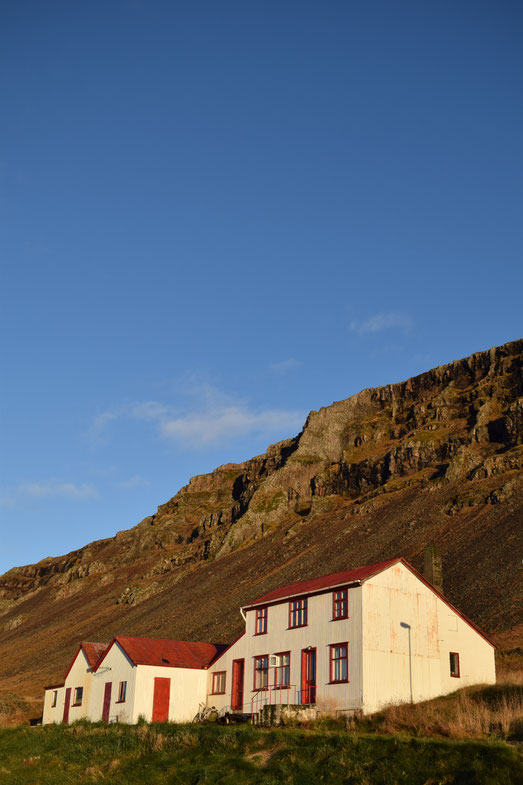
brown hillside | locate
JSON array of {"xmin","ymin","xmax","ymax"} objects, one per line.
[{"xmin": 0, "ymin": 339, "xmax": 522, "ymax": 722}]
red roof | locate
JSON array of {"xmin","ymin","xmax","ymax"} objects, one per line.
[
  {"xmin": 82, "ymin": 642, "xmax": 109, "ymax": 669},
  {"xmin": 95, "ymin": 636, "xmax": 226, "ymax": 671},
  {"xmin": 243, "ymin": 557, "xmax": 495, "ymax": 648},
  {"xmin": 244, "ymin": 558, "xmax": 401, "ymax": 607}
]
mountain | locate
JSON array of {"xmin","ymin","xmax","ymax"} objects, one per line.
[{"xmin": 1, "ymin": 339, "xmax": 521, "ymax": 722}]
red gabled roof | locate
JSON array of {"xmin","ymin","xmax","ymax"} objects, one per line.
[
  {"xmin": 95, "ymin": 636, "xmax": 226, "ymax": 671},
  {"xmin": 63, "ymin": 641, "xmax": 108, "ymax": 681},
  {"xmin": 82, "ymin": 642, "xmax": 109, "ymax": 669},
  {"xmin": 244, "ymin": 558, "xmax": 401, "ymax": 608}
]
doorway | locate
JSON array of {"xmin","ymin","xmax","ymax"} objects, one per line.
[
  {"xmin": 152, "ymin": 677, "xmax": 170, "ymax": 722},
  {"xmin": 62, "ymin": 687, "xmax": 71, "ymax": 724},
  {"xmin": 301, "ymin": 648, "xmax": 316, "ymax": 704},
  {"xmin": 231, "ymin": 659, "xmax": 245, "ymax": 711},
  {"xmin": 102, "ymin": 682, "xmax": 112, "ymax": 722}
]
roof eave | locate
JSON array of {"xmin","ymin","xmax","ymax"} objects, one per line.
[{"xmin": 243, "ymin": 558, "xmax": 403, "ymax": 610}]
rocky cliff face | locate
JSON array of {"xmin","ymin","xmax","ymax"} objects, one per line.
[{"xmin": 0, "ymin": 339, "xmax": 521, "ymax": 721}]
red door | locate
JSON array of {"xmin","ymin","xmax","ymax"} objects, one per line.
[
  {"xmin": 301, "ymin": 648, "xmax": 316, "ymax": 704},
  {"xmin": 102, "ymin": 682, "xmax": 112, "ymax": 722},
  {"xmin": 231, "ymin": 659, "xmax": 244, "ymax": 711},
  {"xmin": 62, "ymin": 687, "xmax": 71, "ymax": 724},
  {"xmin": 152, "ymin": 677, "xmax": 170, "ymax": 722}
]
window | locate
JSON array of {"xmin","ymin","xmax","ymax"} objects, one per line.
[
  {"xmin": 51, "ymin": 691, "xmax": 58, "ymax": 708},
  {"xmin": 289, "ymin": 598, "xmax": 308, "ymax": 628},
  {"xmin": 254, "ymin": 655, "xmax": 269, "ymax": 690},
  {"xmin": 117, "ymin": 681, "xmax": 127, "ymax": 702},
  {"xmin": 332, "ymin": 589, "xmax": 348, "ymax": 620},
  {"xmin": 212, "ymin": 671, "xmax": 226, "ymax": 694},
  {"xmin": 73, "ymin": 686, "xmax": 83, "ymax": 706},
  {"xmin": 274, "ymin": 652, "xmax": 290, "ymax": 688},
  {"xmin": 330, "ymin": 643, "xmax": 348, "ymax": 683},
  {"xmin": 255, "ymin": 607, "xmax": 268, "ymax": 635},
  {"xmin": 450, "ymin": 652, "xmax": 460, "ymax": 678}
]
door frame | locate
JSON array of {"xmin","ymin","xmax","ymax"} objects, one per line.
[
  {"xmin": 300, "ymin": 647, "xmax": 317, "ymax": 705},
  {"xmin": 62, "ymin": 687, "xmax": 71, "ymax": 724},
  {"xmin": 231, "ymin": 658, "xmax": 245, "ymax": 711},
  {"xmin": 102, "ymin": 682, "xmax": 112, "ymax": 722},
  {"xmin": 152, "ymin": 677, "xmax": 171, "ymax": 722}
]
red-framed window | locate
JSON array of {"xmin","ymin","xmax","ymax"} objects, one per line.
[
  {"xmin": 332, "ymin": 588, "xmax": 348, "ymax": 620},
  {"xmin": 449, "ymin": 652, "xmax": 460, "ymax": 678},
  {"xmin": 253, "ymin": 655, "xmax": 269, "ymax": 690},
  {"xmin": 329, "ymin": 643, "xmax": 349, "ymax": 683},
  {"xmin": 117, "ymin": 681, "xmax": 127, "ymax": 702},
  {"xmin": 212, "ymin": 671, "xmax": 226, "ymax": 694},
  {"xmin": 289, "ymin": 598, "xmax": 308, "ymax": 628},
  {"xmin": 274, "ymin": 652, "xmax": 291, "ymax": 688},
  {"xmin": 255, "ymin": 607, "xmax": 268, "ymax": 635},
  {"xmin": 72, "ymin": 686, "xmax": 83, "ymax": 706}
]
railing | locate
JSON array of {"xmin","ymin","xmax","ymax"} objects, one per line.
[{"xmin": 251, "ymin": 684, "xmax": 298, "ymax": 716}]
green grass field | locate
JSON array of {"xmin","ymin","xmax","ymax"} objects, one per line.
[{"xmin": 0, "ymin": 722, "xmax": 521, "ymax": 785}]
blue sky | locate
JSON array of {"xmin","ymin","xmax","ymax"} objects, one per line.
[{"xmin": 1, "ymin": 1, "xmax": 522, "ymax": 574}]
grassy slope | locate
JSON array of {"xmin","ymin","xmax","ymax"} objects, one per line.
[
  {"xmin": 1, "ymin": 683, "xmax": 522, "ymax": 785},
  {"xmin": 0, "ymin": 723, "xmax": 521, "ymax": 785}
]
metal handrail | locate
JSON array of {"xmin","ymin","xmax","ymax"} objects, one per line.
[{"xmin": 251, "ymin": 684, "xmax": 297, "ymax": 715}]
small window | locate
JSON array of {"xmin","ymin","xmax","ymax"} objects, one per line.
[
  {"xmin": 254, "ymin": 655, "xmax": 269, "ymax": 690},
  {"xmin": 212, "ymin": 671, "xmax": 226, "ymax": 694},
  {"xmin": 330, "ymin": 643, "xmax": 348, "ymax": 683},
  {"xmin": 255, "ymin": 607, "xmax": 268, "ymax": 635},
  {"xmin": 274, "ymin": 652, "xmax": 290, "ymax": 688},
  {"xmin": 332, "ymin": 589, "xmax": 348, "ymax": 620},
  {"xmin": 450, "ymin": 652, "xmax": 460, "ymax": 678},
  {"xmin": 73, "ymin": 686, "xmax": 83, "ymax": 706},
  {"xmin": 51, "ymin": 690, "xmax": 58, "ymax": 708},
  {"xmin": 117, "ymin": 681, "xmax": 127, "ymax": 702},
  {"xmin": 289, "ymin": 598, "xmax": 308, "ymax": 628}
]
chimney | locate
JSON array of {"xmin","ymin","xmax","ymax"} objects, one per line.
[{"xmin": 424, "ymin": 546, "xmax": 443, "ymax": 593}]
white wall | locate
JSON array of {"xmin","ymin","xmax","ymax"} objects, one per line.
[
  {"xmin": 436, "ymin": 587, "xmax": 495, "ymax": 695},
  {"xmin": 42, "ymin": 686, "xmax": 65, "ymax": 725},
  {"xmin": 362, "ymin": 562, "xmax": 495, "ymax": 714},
  {"xmin": 207, "ymin": 586, "xmax": 363, "ymax": 715},
  {"xmin": 63, "ymin": 649, "xmax": 95, "ymax": 722},
  {"xmin": 89, "ymin": 642, "xmax": 137, "ymax": 723},
  {"xmin": 133, "ymin": 665, "xmax": 208, "ymax": 723}
]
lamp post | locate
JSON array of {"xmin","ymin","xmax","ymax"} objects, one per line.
[{"xmin": 400, "ymin": 622, "xmax": 413, "ymax": 703}]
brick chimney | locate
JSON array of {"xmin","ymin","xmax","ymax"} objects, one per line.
[{"xmin": 424, "ymin": 546, "xmax": 443, "ymax": 593}]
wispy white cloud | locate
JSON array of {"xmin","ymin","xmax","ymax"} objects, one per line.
[
  {"xmin": 349, "ymin": 311, "xmax": 412, "ymax": 335},
  {"xmin": 0, "ymin": 494, "xmax": 15, "ymax": 508},
  {"xmin": 130, "ymin": 401, "xmax": 171, "ymax": 421},
  {"xmin": 89, "ymin": 382, "xmax": 305, "ymax": 449},
  {"xmin": 270, "ymin": 358, "xmax": 303, "ymax": 373},
  {"xmin": 161, "ymin": 405, "xmax": 303, "ymax": 446},
  {"xmin": 116, "ymin": 475, "xmax": 149, "ymax": 490},
  {"xmin": 20, "ymin": 481, "xmax": 99, "ymax": 500},
  {"xmin": 89, "ymin": 409, "xmax": 121, "ymax": 442}
]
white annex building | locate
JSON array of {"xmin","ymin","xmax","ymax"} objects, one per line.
[{"xmin": 42, "ymin": 558, "xmax": 496, "ymax": 724}]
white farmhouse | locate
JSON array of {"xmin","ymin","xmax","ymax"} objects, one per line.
[
  {"xmin": 42, "ymin": 641, "xmax": 107, "ymax": 725},
  {"xmin": 206, "ymin": 558, "xmax": 496, "ymax": 716},
  {"xmin": 42, "ymin": 557, "xmax": 496, "ymax": 724}
]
